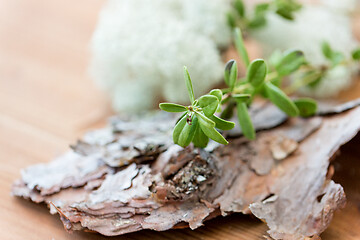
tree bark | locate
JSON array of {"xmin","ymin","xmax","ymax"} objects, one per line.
[{"xmin": 12, "ymin": 100, "xmax": 360, "ymax": 239}]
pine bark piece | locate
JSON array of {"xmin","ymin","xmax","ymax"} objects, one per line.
[
  {"xmin": 316, "ymin": 98, "xmax": 360, "ymax": 115},
  {"xmin": 11, "ymin": 103, "xmax": 360, "ymax": 239},
  {"xmin": 249, "ymin": 107, "xmax": 360, "ymax": 239},
  {"xmin": 72, "ymin": 116, "xmax": 172, "ymax": 167},
  {"xmin": 20, "ymin": 151, "xmax": 113, "ymax": 196},
  {"xmin": 226, "ymin": 98, "xmax": 360, "ymax": 137}
]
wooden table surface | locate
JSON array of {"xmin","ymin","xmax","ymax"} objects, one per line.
[{"xmin": 1, "ymin": 1, "xmax": 360, "ymax": 239}]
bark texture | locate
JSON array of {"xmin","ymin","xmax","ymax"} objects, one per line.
[{"xmin": 12, "ymin": 100, "xmax": 360, "ymax": 239}]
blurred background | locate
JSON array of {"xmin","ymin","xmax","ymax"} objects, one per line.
[
  {"xmin": 0, "ymin": 1, "xmax": 113, "ymax": 239},
  {"xmin": 0, "ymin": 0, "xmax": 360, "ymax": 239}
]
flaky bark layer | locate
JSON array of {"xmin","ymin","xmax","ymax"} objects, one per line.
[{"xmin": 12, "ymin": 100, "xmax": 360, "ymax": 239}]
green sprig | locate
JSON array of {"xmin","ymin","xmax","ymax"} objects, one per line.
[
  {"xmin": 159, "ymin": 67, "xmax": 234, "ymax": 148},
  {"xmin": 160, "ymin": 27, "xmax": 319, "ymax": 149},
  {"xmin": 283, "ymin": 42, "xmax": 360, "ymax": 94},
  {"xmin": 227, "ymin": 0, "xmax": 302, "ymax": 31}
]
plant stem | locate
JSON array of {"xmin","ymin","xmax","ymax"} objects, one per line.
[{"xmin": 284, "ymin": 72, "xmax": 322, "ymax": 95}]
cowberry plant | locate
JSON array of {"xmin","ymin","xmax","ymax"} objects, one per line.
[
  {"xmin": 283, "ymin": 42, "xmax": 360, "ymax": 94},
  {"xmin": 227, "ymin": 0, "xmax": 302, "ymax": 31},
  {"xmin": 227, "ymin": 0, "xmax": 360, "ymax": 95},
  {"xmin": 159, "ymin": 28, "xmax": 317, "ymax": 148}
]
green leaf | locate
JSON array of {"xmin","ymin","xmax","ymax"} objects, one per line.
[
  {"xmin": 173, "ymin": 115, "xmax": 187, "ymax": 145},
  {"xmin": 195, "ymin": 111, "xmax": 215, "ymax": 128},
  {"xmin": 183, "ymin": 66, "xmax": 195, "ymax": 104},
  {"xmin": 226, "ymin": 12, "xmax": 236, "ymax": 28},
  {"xmin": 265, "ymin": 82, "xmax": 299, "ymax": 117},
  {"xmin": 234, "ymin": 0, "xmax": 245, "ymax": 17},
  {"xmin": 255, "ymin": 3, "xmax": 270, "ymax": 15},
  {"xmin": 248, "ymin": 3, "xmax": 270, "ymax": 29},
  {"xmin": 177, "ymin": 115, "xmax": 198, "ymax": 147},
  {"xmin": 196, "ymin": 112, "xmax": 228, "ymax": 145},
  {"xmin": 192, "ymin": 127, "xmax": 209, "ymax": 148},
  {"xmin": 198, "ymin": 95, "xmax": 219, "ymax": 117},
  {"xmin": 210, "ymin": 115, "xmax": 235, "ymax": 130},
  {"xmin": 234, "ymin": 28, "xmax": 250, "ymax": 67},
  {"xmin": 236, "ymin": 101, "xmax": 255, "ymax": 140},
  {"xmin": 352, "ymin": 48, "xmax": 360, "ymax": 60},
  {"xmin": 321, "ymin": 42, "xmax": 344, "ymax": 66},
  {"xmin": 321, "ymin": 42, "xmax": 333, "ymax": 59},
  {"xmin": 224, "ymin": 59, "xmax": 235, "ymax": 86},
  {"xmin": 270, "ymin": 77, "xmax": 281, "ymax": 87},
  {"xmin": 293, "ymin": 98, "xmax": 317, "ymax": 117},
  {"xmin": 288, "ymin": 0, "xmax": 302, "ymax": 11},
  {"xmin": 248, "ymin": 16, "xmax": 267, "ymax": 29},
  {"xmin": 275, "ymin": 0, "xmax": 301, "ymax": 20},
  {"xmin": 276, "ymin": 50, "xmax": 305, "ymax": 76},
  {"xmin": 220, "ymin": 101, "xmax": 236, "ymax": 119},
  {"xmin": 268, "ymin": 49, "xmax": 283, "ymax": 67},
  {"xmin": 159, "ymin": 103, "xmax": 187, "ymax": 113},
  {"xmin": 275, "ymin": 8, "xmax": 294, "ymax": 20},
  {"xmin": 210, "ymin": 89, "xmax": 223, "ymax": 102},
  {"xmin": 175, "ymin": 112, "xmax": 187, "ymax": 125},
  {"xmin": 247, "ymin": 59, "xmax": 267, "ymax": 87},
  {"xmin": 229, "ymin": 61, "xmax": 238, "ymax": 91}
]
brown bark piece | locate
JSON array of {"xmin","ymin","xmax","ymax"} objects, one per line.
[
  {"xmin": 11, "ymin": 103, "xmax": 360, "ymax": 239},
  {"xmin": 316, "ymin": 98, "xmax": 360, "ymax": 115},
  {"xmin": 20, "ymin": 151, "xmax": 113, "ymax": 196},
  {"xmin": 250, "ymin": 107, "xmax": 360, "ymax": 239}
]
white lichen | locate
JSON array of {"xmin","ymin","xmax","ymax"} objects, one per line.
[
  {"xmin": 90, "ymin": 0, "xmax": 232, "ymax": 113},
  {"xmin": 251, "ymin": 0, "xmax": 359, "ymax": 98}
]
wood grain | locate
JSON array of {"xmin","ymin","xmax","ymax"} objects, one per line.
[{"xmin": 0, "ymin": 0, "xmax": 359, "ymax": 239}]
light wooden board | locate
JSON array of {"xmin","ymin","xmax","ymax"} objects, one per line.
[{"xmin": 0, "ymin": 1, "xmax": 359, "ymax": 239}]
